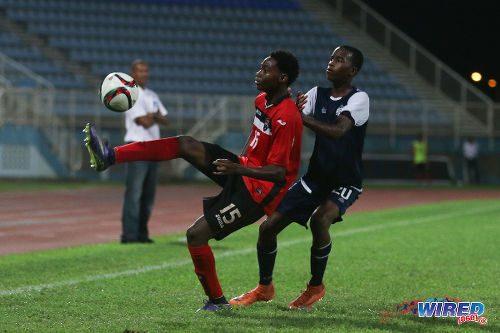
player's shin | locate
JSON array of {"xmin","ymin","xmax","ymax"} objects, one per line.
[
  {"xmin": 114, "ymin": 137, "xmax": 179, "ymax": 163},
  {"xmin": 188, "ymin": 244, "xmax": 226, "ymax": 302},
  {"xmin": 309, "ymin": 241, "xmax": 332, "ymax": 286},
  {"xmin": 257, "ymin": 243, "xmax": 277, "ymax": 285}
]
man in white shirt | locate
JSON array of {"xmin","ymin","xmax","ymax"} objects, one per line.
[
  {"xmin": 121, "ymin": 60, "xmax": 169, "ymax": 243},
  {"xmin": 463, "ymin": 137, "xmax": 479, "ymax": 184}
]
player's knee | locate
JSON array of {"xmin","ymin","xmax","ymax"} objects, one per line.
[
  {"xmin": 185, "ymin": 225, "xmax": 195, "ymax": 244},
  {"xmin": 259, "ymin": 220, "xmax": 274, "ymax": 237},
  {"xmin": 177, "ymin": 135, "xmax": 202, "ymax": 158},
  {"xmin": 310, "ymin": 214, "xmax": 334, "ymax": 234},
  {"xmin": 186, "ymin": 224, "xmax": 204, "ymax": 246},
  {"xmin": 258, "ymin": 220, "xmax": 278, "ymax": 248}
]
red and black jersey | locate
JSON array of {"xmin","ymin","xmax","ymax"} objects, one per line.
[{"xmin": 239, "ymin": 92, "xmax": 303, "ymax": 216}]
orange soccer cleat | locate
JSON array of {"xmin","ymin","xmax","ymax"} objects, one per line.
[
  {"xmin": 230, "ymin": 283, "xmax": 275, "ymax": 306},
  {"xmin": 288, "ymin": 283, "xmax": 326, "ymax": 310}
]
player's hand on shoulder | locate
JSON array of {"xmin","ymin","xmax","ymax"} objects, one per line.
[
  {"xmin": 213, "ymin": 159, "xmax": 240, "ymax": 175},
  {"xmin": 287, "ymin": 88, "xmax": 308, "ymax": 113},
  {"xmin": 295, "ymin": 91, "xmax": 308, "ymax": 112}
]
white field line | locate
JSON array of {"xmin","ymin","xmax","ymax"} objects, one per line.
[{"xmin": 1, "ymin": 204, "xmax": 499, "ymax": 297}]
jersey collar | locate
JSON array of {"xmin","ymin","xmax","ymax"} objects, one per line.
[{"xmin": 265, "ymin": 92, "xmax": 290, "ymax": 109}]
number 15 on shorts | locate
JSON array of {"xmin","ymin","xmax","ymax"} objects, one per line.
[{"xmin": 220, "ymin": 203, "xmax": 241, "ymax": 224}]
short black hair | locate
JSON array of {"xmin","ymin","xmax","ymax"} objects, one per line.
[
  {"xmin": 339, "ymin": 45, "xmax": 364, "ymax": 72},
  {"xmin": 131, "ymin": 59, "xmax": 148, "ymax": 70},
  {"xmin": 270, "ymin": 50, "xmax": 299, "ymax": 86}
]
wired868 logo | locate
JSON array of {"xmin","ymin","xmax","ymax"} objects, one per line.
[{"xmin": 380, "ymin": 297, "xmax": 488, "ymax": 325}]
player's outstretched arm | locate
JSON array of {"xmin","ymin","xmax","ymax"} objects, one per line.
[
  {"xmin": 213, "ymin": 159, "xmax": 286, "ymax": 184},
  {"xmin": 301, "ymin": 113, "xmax": 353, "ymax": 140}
]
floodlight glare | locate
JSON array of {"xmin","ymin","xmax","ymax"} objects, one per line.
[{"xmin": 471, "ymin": 72, "xmax": 482, "ymax": 82}]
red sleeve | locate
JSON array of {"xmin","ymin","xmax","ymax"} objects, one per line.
[{"xmin": 266, "ymin": 106, "xmax": 299, "ymax": 167}]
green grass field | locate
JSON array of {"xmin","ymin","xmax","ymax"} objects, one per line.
[
  {"xmin": 1, "ymin": 199, "xmax": 499, "ymax": 332},
  {"xmin": 1, "ymin": 179, "xmax": 499, "ymax": 193},
  {"xmin": 0, "ymin": 180, "xmax": 123, "ymax": 192}
]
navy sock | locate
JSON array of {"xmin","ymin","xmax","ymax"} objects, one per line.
[
  {"xmin": 309, "ymin": 242, "xmax": 332, "ymax": 286},
  {"xmin": 257, "ymin": 243, "xmax": 277, "ymax": 285}
]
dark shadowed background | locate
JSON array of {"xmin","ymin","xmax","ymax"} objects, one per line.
[{"xmin": 363, "ymin": 0, "xmax": 499, "ymax": 101}]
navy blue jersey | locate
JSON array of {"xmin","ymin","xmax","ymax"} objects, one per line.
[{"xmin": 302, "ymin": 86, "xmax": 369, "ymax": 188}]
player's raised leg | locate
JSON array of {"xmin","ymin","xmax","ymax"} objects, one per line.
[
  {"xmin": 83, "ymin": 123, "xmax": 211, "ymax": 172},
  {"xmin": 230, "ymin": 212, "xmax": 292, "ymax": 306}
]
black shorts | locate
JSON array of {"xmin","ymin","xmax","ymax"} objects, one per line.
[
  {"xmin": 415, "ymin": 163, "xmax": 428, "ymax": 174},
  {"xmin": 276, "ymin": 178, "xmax": 362, "ymax": 227},
  {"xmin": 198, "ymin": 142, "xmax": 240, "ymax": 187},
  {"xmin": 200, "ymin": 143, "xmax": 265, "ymax": 240}
]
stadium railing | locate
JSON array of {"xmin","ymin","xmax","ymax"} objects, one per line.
[
  {"xmin": 0, "ymin": 52, "xmax": 82, "ymax": 177},
  {"xmin": 330, "ymin": 0, "xmax": 495, "ymax": 145}
]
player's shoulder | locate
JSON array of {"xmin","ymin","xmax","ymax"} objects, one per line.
[
  {"xmin": 276, "ymin": 98, "xmax": 301, "ymax": 122},
  {"xmin": 350, "ymin": 87, "xmax": 369, "ymax": 101},
  {"xmin": 144, "ymin": 87, "xmax": 160, "ymax": 98},
  {"xmin": 314, "ymin": 86, "xmax": 328, "ymax": 94},
  {"xmin": 281, "ymin": 96, "xmax": 296, "ymax": 107},
  {"xmin": 278, "ymin": 97, "xmax": 298, "ymax": 111}
]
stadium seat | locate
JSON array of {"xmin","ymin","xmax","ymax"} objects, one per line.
[{"xmin": 0, "ymin": 0, "xmax": 435, "ymax": 115}]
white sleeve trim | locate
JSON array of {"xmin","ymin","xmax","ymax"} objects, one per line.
[
  {"xmin": 342, "ymin": 91, "xmax": 369, "ymax": 126},
  {"xmin": 301, "ymin": 86, "xmax": 318, "ymax": 116}
]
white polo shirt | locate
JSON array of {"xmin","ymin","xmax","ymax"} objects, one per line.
[
  {"xmin": 463, "ymin": 141, "xmax": 479, "ymax": 160},
  {"xmin": 124, "ymin": 86, "xmax": 168, "ymax": 142}
]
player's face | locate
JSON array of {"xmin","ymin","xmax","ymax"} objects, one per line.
[
  {"xmin": 326, "ymin": 47, "xmax": 354, "ymax": 82},
  {"xmin": 255, "ymin": 57, "xmax": 283, "ymax": 92},
  {"xmin": 131, "ymin": 62, "xmax": 149, "ymax": 88}
]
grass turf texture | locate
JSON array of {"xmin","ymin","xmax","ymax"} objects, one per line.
[
  {"xmin": 0, "ymin": 180, "xmax": 219, "ymax": 193},
  {"xmin": 0, "ymin": 200, "xmax": 498, "ymax": 332},
  {"xmin": 0, "ymin": 180, "xmax": 122, "ymax": 192},
  {"xmin": 1, "ymin": 179, "xmax": 499, "ymax": 193}
]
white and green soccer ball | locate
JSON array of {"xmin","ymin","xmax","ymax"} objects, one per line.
[{"xmin": 99, "ymin": 72, "xmax": 139, "ymax": 112}]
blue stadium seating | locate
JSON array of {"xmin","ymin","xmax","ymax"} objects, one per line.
[
  {"xmin": 0, "ymin": 31, "xmax": 87, "ymax": 88},
  {"xmin": 0, "ymin": 0, "xmax": 444, "ymax": 125}
]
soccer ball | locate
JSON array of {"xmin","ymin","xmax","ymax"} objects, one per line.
[{"xmin": 99, "ymin": 72, "xmax": 139, "ymax": 112}]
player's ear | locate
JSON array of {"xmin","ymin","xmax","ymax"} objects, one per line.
[
  {"xmin": 280, "ymin": 73, "xmax": 288, "ymax": 84},
  {"xmin": 351, "ymin": 66, "xmax": 358, "ymax": 76}
]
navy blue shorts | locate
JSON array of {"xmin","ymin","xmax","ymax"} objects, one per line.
[{"xmin": 276, "ymin": 178, "xmax": 362, "ymax": 227}]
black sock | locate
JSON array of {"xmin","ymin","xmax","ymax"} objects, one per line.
[
  {"xmin": 257, "ymin": 243, "xmax": 277, "ymax": 285},
  {"xmin": 309, "ymin": 242, "xmax": 332, "ymax": 286},
  {"xmin": 211, "ymin": 296, "xmax": 228, "ymax": 304}
]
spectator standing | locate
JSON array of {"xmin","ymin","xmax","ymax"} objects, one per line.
[
  {"xmin": 121, "ymin": 60, "xmax": 169, "ymax": 243},
  {"xmin": 412, "ymin": 133, "xmax": 430, "ymax": 184},
  {"xmin": 463, "ymin": 137, "xmax": 479, "ymax": 184}
]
